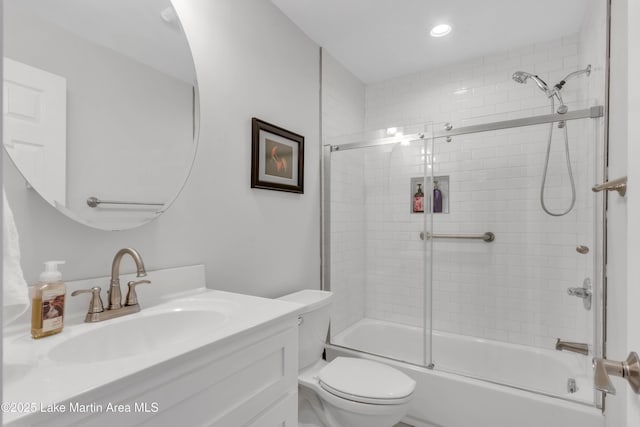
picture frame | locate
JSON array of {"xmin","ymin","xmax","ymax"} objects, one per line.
[{"xmin": 251, "ymin": 117, "xmax": 304, "ymax": 194}]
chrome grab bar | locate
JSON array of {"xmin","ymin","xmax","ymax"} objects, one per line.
[
  {"xmin": 592, "ymin": 176, "xmax": 627, "ymax": 197},
  {"xmin": 87, "ymin": 196, "xmax": 164, "ymax": 208},
  {"xmin": 419, "ymin": 231, "xmax": 495, "ymax": 242}
]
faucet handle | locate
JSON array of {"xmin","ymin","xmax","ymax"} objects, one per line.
[
  {"xmin": 125, "ymin": 280, "xmax": 151, "ymax": 306},
  {"xmin": 71, "ymin": 287, "xmax": 105, "ymax": 321}
]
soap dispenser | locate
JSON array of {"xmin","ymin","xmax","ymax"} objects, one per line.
[{"xmin": 31, "ymin": 261, "xmax": 66, "ymax": 339}]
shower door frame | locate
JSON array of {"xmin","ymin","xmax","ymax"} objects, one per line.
[
  {"xmin": 322, "ymin": 131, "xmax": 435, "ymax": 368},
  {"xmin": 321, "ymin": 104, "xmax": 607, "ymax": 407}
]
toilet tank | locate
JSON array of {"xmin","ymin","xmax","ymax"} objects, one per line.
[{"xmin": 278, "ymin": 290, "xmax": 332, "ymax": 370}]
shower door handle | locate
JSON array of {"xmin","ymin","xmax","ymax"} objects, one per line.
[{"xmin": 592, "ymin": 176, "xmax": 627, "ymax": 197}]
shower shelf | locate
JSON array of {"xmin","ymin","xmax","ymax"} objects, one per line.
[{"xmin": 410, "ymin": 176, "xmax": 449, "ymax": 214}]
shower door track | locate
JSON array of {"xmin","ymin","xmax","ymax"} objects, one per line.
[
  {"xmin": 433, "ymin": 105, "xmax": 604, "ymax": 139},
  {"xmin": 328, "ymin": 105, "xmax": 604, "ymax": 151}
]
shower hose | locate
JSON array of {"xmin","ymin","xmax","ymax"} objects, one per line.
[{"xmin": 540, "ymin": 98, "xmax": 576, "ymax": 216}]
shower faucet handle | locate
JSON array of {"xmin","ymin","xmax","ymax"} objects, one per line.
[
  {"xmin": 567, "ymin": 278, "xmax": 592, "ymax": 310},
  {"xmin": 593, "ymin": 352, "xmax": 640, "ymax": 395}
]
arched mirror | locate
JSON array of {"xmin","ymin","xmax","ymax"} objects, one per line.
[{"xmin": 3, "ymin": 0, "xmax": 199, "ymax": 230}]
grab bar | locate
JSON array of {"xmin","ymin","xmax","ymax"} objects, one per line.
[
  {"xmin": 592, "ymin": 176, "xmax": 627, "ymax": 197},
  {"xmin": 86, "ymin": 197, "xmax": 164, "ymax": 208},
  {"xmin": 419, "ymin": 231, "xmax": 495, "ymax": 242}
]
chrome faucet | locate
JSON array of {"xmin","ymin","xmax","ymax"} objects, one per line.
[
  {"xmin": 72, "ymin": 248, "xmax": 151, "ymax": 323},
  {"xmin": 555, "ymin": 339, "xmax": 589, "ymax": 355}
]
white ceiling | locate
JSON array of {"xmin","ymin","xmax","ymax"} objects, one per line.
[
  {"xmin": 7, "ymin": 0, "xmax": 196, "ymax": 84},
  {"xmin": 271, "ymin": 0, "xmax": 588, "ymax": 83}
]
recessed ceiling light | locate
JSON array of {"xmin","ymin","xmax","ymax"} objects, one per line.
[{"xmin": 430, "ymin": 24, "xmax": 452, "ymax": 38}]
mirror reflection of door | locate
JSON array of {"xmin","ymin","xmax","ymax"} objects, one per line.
[
  {"xmin": 3, "ymin": 0, "xmax": 199, "ymax": 231},
  {"xmin": 3, "ymin": 58, "xmax": 67, "ymax": 207}
]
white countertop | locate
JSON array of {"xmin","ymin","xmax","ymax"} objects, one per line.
[{"xmin": 2, "ymin": 265, "xmax": 301, "ymax": 424}]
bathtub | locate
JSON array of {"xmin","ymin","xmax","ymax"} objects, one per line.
[{"xmin": 327, "ymin": 319, "xmax": 603, "ymax": 427}]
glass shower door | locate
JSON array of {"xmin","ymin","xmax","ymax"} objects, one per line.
[
  {"xmin": 427, "ymin": 108, "xmax": 603, "ymax": 405},
  {"xmin": 326, "ymin": 128, "xmax": 433, "ymax": 368}
]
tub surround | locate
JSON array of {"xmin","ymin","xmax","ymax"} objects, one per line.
[{"xmin": 3, "ymin": 265, "xmax": 301, "ymax": 426}]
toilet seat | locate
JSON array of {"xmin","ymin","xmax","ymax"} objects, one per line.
[{"xmin": 318, "ymin": 357, "xmax": 416, "ymax": 405}]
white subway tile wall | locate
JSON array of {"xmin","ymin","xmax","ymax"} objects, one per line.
[
  {"xmin": 363, "ymin": 33, "xmax": 601, "ymax": 349},
  {"xmin": 328, "ymin": 25, "xmax": 606, "ymax": 351}
]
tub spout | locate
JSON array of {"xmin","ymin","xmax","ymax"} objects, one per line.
[{"xmin": 555, "ymin": 339, "xmax": 589, "ymax": 355}]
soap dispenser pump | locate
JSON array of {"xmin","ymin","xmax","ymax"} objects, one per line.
[{"xmin": 31, "ymin": 261, "xmax": 66, "ymax": 339}]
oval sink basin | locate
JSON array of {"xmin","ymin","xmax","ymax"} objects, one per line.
[
  {"xmin": 49, "ymin": 309, "xmax": 227, "ymax": 363},
  {"xmin": 3, "ymin": 363, "xmax": 32, "ymax": 386}
]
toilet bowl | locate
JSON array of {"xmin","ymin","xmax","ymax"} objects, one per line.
[{"xmin": 279, "ymin": 290, "xmax": 415, "ymax": 427}]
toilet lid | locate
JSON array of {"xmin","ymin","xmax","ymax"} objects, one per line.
[{"xmin": 318, "ymin": 357, "xmax": 416, "ymax": 405}]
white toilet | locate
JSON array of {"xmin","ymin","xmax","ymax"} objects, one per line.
[{"xmin": 279, "ymin": 290, "xmax": 416, "ymax": 427}]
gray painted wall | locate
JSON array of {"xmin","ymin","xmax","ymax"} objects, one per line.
[{"xmin": 3, "ymin": 0, "xmax": 321, "ymax": 298}]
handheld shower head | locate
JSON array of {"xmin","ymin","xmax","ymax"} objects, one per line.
[
  {"xmin": 512, "ymin": 71, "xmax": 530, "ymax": 84},
  {"xmin": 512, "ymin": 71, "xmax": 550, "ymax": 94}
]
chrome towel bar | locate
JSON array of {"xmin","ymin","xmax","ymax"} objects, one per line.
[
  {"xmin": 86, "ymin": 197, "xmax": 164, "ymax": 208},
  {"xmin": 419, "ymin": 231, "xmax": 495, "ymax": 242}
]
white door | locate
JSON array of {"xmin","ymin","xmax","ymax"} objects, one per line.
[
  {"xmin": 625, "ymin": 0, "xmax": 640, "ymax": 423},
  {"xmin": 3, "ymin": 57, "xmax": 67, "ymax": 207},
  {"xmin": 605, "ymin": 0, "xmax": 640, "ymax": 426}
]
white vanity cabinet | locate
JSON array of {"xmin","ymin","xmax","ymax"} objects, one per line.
[
  {"xmin": 3, "ymin": 266, "xmax": 300, "ymax": 427},
  {"xmin": 8, "ymin": 316, "xmax": 298, "ymax": 427}
]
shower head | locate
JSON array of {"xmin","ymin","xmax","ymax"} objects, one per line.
[
  {"xmin": 512, "ymin": 71, "xmax": 550, "ymax": 94},
  {"xmin": 511, "ymin": 71, "xmax": 530, "ymax": 84}
]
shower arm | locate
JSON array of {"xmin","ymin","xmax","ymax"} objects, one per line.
[{"xmin": 554, "ymin": 65, "xmax": 592, "ymax": 90}]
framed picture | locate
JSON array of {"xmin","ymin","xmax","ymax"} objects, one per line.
[{"xmin": 251, "ymin": 118, "xmax": 304, "ymax": 193}]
